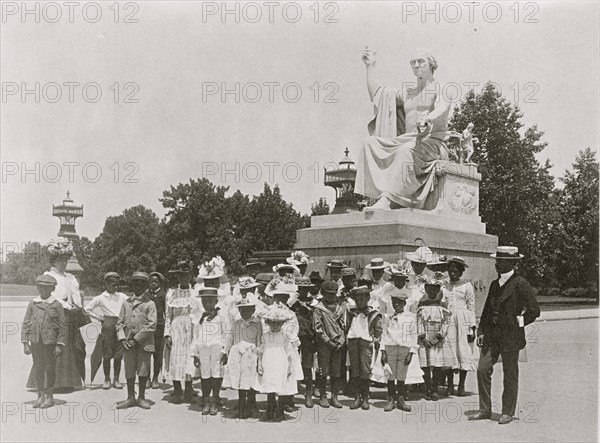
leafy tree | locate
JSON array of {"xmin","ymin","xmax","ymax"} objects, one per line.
[
  {"xmin": 450, "ymin": 83, "xmax": 556, "ymax": 283},
  {"xmin": 91, "ymin": 205, "xmax": 163, "ymax": 281},
  {"xmin": 246, "ymin": 183, "xmax": 310, "ymax": 252},
  {"xmin": 0, "ymin": 241, "xmax": 49, "ymax": 284},
  {"xmin": 159, "ymin": 178, "xmax": 232, "ymax": 270},
  {"xmin": 311, "ymin": 197, "xmax": 331, "ymax": 216},
  {"xmin": 552, "ymin": 148, "xmax": 599, "ymax": 291}
]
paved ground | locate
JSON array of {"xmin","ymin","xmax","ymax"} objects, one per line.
[{"xmin": 0, "ymin": 302, "xmax": 597, "ymax": 442}]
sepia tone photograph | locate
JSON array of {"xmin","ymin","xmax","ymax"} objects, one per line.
[{"xmin": 1, "ymin": 1, "xmax": 598, "ymax": 442}]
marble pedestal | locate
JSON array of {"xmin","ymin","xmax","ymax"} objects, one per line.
[{"xmin": 296, "ymin": 162, "xmax": 497, "ymax": 316}]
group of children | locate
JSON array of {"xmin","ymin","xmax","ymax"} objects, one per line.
[{"xmin": 22, "ymin": 246, "xmax": 477, "ymax": 420}]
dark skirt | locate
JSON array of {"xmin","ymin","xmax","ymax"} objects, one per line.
[
  {"xmin": 26, "ymin": 308, "xmax": 87, "ymax": 390},
  {"xmin": 90, "ymin": 316, "xmax": 122, "ymax": 381}
]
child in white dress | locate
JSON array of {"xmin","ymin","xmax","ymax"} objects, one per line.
[
  {"xmin": 256, "ymin": 303, "xmax": 301, "ymax": 422},
  {"xmin": 222, "ymin": 298, "xmax": 263, "ymax": 419}
]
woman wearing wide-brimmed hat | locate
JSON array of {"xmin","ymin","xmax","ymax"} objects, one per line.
[
  {"xmin": 441, "ymin": 257, "xmax": 477, "ymax": 396},
  {"xmin": 163, "ymin": 260, "xmax": 202, "ymax": 404},
  {"xmin": 27, "ymin": 238, "xmax": 88, "ymax": 391}
]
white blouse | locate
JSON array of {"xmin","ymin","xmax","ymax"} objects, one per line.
[{"xmin": 45, "ymin": 267, "xmax": 82, "ymax": 309}]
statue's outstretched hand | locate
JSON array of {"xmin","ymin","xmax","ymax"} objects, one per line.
[{"xmin": 362, "ymin": 46, "xmax": 376, "ymax": 67}]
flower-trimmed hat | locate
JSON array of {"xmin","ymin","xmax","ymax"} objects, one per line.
[
  {"xmin": 428, "ymin": 255, "xmax": 448, "ymax": 266},
  {"xmin": 447, "ymin": 256, "xmax": 469, "ymax": 269},
  {"xmin": 286, "ymin": 250, "xmax": 313, "ymax": 265},
  {"xmin": 238, "ymin": 276, "xmax": 260, "ymax": 290},
  {"xmin": 365, "ymin": 258, "xmax": 390, "ymax": 270},
  {"xmin": 169, "ymin": 260, "xmax": 194, "ymax": 274},
  {"xmin": 236, "ymin": 298, "xmax": 257, "ymax": 308},
  {"xmin": 259, "ymin": 304, "xmax": 295, "ymax": 323},
  {"xmin": 265, "ymin": 278, "xmax": 298, "ymax": 297},
  {"xmin": 36, "ymin": 274, "xmax": 58, "ymax": 286},
  {"xmin": 422, "ymin": 272, "xmax": 447, "ymax": 287},
  {"xmin": 385, "ymin": 265, "xmax": 409, "ymax": 278},
  {"xmin": 198, "ymin": 256, "xmax": 226, "ymax": 279},
  {"xmin": 45, "ymin": 237, "xmax": 73, "ymax": 260},
  {"xmin": 273, "ymin": 263, "xmax": 300, "ymax": 274},
  {"xmin": 490, "ymin": 246, "xmax": 523, "ymax": 260},
  {"xmin": 295, "ymin": 276, "xmax": 315, "ymax": 287},
  {"xmin": 405, "ymin": 246, "xmax": 434, "ymax": 264}
]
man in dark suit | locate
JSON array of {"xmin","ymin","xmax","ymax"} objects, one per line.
[{"xmin": 471, "ymin": 246, "xmax": 540, "ymax": 424}]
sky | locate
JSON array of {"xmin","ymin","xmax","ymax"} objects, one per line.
[{"xmin": 1, "ymin": 1, "xmax": 599, "ymax": 254}]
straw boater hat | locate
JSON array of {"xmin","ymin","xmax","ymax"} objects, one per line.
[
  {"xmin": 273, "ymin": 263, "xmax": 300, "ymax": 274},
  {"xmin": 341, "ymin": 267, "xmax": 357, "ymax": 277},
  {"xmin": 350, "ymin": 285, "xmax": 372, "ymax": 299},
  {"xmin": 405, "ymin": 246, "xmax": 434, "ymax": 264},
  {"xmin": 169, "ymin": 260, "xmax": 194, "ymax": 274},
  {"xmin": 131, "ymin": 271, "xmax": 149, "ymax": 281},
  {"xmin": 198, "ymin": 256, "xmax": 225, "ymax": 279},
  {"xmin": 238, "ymin": 276, "xmax": 260, "ymax": 290},
  {"xmin": 365, "ymin": 258, "xmax": 390, "ymax": 270},
  {"xmin": 149, "ymin": 271, "xmax": 165, "ymax": 281},
  {"xmin": 326, "ymin": 260, "xmax": 346, "ymax": 269},
  {"xmin": 447, "ymin": 256, "xmax": 469, "ymax": 268},
  {"xmin": 295, "ymin": 276, "xmax": 315, "ymax": 288},
  {"xmin": 198, "ymin": 287, "xmax": 219, "ymax": 298},
  {"xmin": 243, "ymin": 261, "xmax": 265, "ymax": 268},
  {"xmin": 490, "ymin": 246, "xmax": 524, "ymax": 260},
  {"xmin": 103, "ymin": 272, "xmax": 120, "ymax": 281}
]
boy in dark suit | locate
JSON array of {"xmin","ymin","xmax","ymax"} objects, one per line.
[
  {"xmin": 116, "ymin": 272, "xmax": 157, "ymax": 410},
  {"xmin": 471, "ymin": 246, "xmax": 540, "ymax": 424},
  {"xmin": 22, "ymin": 275, "xmax": 66, "ymax": 408}
]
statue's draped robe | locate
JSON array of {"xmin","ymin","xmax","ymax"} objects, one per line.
[{"xmin": 356, "ymin": 87, "xmax": 450, "ymax": 209}]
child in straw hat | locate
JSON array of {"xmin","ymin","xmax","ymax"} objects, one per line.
[
  {"xmin": 223, "ymin": 298, "xmax": 263, "ymax": 419},
  {"xmin": 256, "ymin": 304, "xmax": 299, "ymax": 422}
]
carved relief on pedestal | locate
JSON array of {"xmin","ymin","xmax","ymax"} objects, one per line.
[{"xmin": 447, "ymin": 185, "xmax": 477, "ymax": 215}]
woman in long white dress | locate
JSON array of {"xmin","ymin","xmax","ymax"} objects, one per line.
[
  {"xmin": 27, "ymin": 238, "xmax": 87, "ymax": 391},
  {"xmin": 356, "ymin": 47, "xmax": 452, "ymax": 210}
]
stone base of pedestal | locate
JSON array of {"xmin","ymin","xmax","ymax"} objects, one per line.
[{"xmin": 296, "ymin": 208, "xmax": 497, "ymax": 316}]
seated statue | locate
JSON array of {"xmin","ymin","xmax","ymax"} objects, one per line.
[{"xmin": 355, "ymin": 47, "xmax": 453, "ymax": 210}]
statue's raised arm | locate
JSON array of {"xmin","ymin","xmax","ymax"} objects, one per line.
[{"xmin": 362, "ymin": 45, "xmax": 378, "ymax": 101}]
